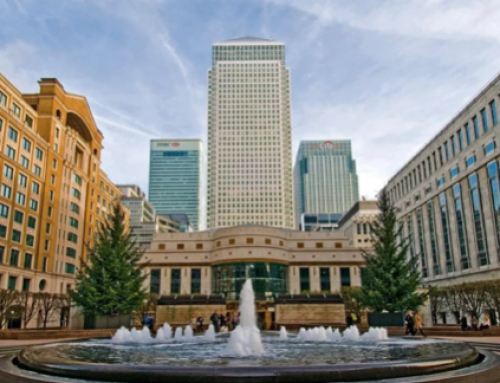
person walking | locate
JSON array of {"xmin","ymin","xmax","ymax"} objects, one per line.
[
  {"xmin": 197, "ymin": 315, "xmax": 204, "ymax": 333},
  {"xmin": 404, "ymin": 311, "xmax": 415, "ymax": 335},
  {"xmin": 471, "ymin": 316, "xmax": 478, "ymax": 331},
  {"xmin": 460, "ymin": 315, "xmax": 468, "ymax": 331},
  {"xmin": 190, "ymin": 315, "xmax": 197, "ymax": 333},
  {"xmin": 414, "ymin": 311, "xmax": 426, "ymax": 337},
  {"xmin": 210, "ymin": 310, "xmax": 220, "ymax": 332}
]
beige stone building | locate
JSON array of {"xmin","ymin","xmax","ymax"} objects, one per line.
[{"xmin": 385, "ymin": 73, "xmax": 500, "ymax": 287}]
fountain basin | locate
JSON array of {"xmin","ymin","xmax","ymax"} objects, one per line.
[{"xmin": 9, "ymin": 336, "xmax": 488, "ymax": 383}]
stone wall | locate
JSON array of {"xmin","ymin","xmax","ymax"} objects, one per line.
[
  {"xmin": 275, "ymin": 304, "xmax": 346, "ymax": 325},
  {"xmin": 156, "ymin": 305, "xmax": 226, "ymax": 326}
]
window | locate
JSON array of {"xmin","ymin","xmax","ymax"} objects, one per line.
[
  {"xmin": 171, "ymin": 269, "xmax": 181, "ymax": 294},
  {"xmin": 0, "ymin": 224, "xmax": 6, "ymax": 238},
  {"xmin": 12, "ymin": 229, "xmax": 21, "ymax": 242},
  {"xmin": 0, "ymin": 90, "xmax": 6, "ymax": 105},
  {"xmin": 246, "ymin": 238, "xmax": 254, "ymax": 244},
  {"xmin": 448, "ymin": 166, "xmax": 459, "ymax": 179},
  {"xmin": 65, "ymin": 263, "xmax": 76, "ymax": 275},
  {"xmin": 297, "ymin": 242, "xmax": 304, "ymax": 248},
  {"xmin": 16, "ymin": 192, "xmax": 26, "ymax": 206},
  {"xmin": 335, "ymin": 242, "xmax": 343, "ymax": 248},
  {"xmin": 469, "ymin": 173, "xmax": 489, "ymax": 266},
  {"xmin": 196, "ymin": 243, "xmax": 203, "ymax": 250},
  {"xmin": 35, "ymin": 147, "xmax": 43, "ymax": 160},
  {"xmin": 416, "ymin": 208, "xmax": 428, "ymax": 278},
  {"xmin": 30, "ymin": 199, "xmax": 38, "ymax": 211},
  {"xmin": 150, "ymin": 269, "xmax": 161, "ymax": 294},
  {"xmin": 70, "ymin": 202, "xmax": 80, "ymax": 214},
  {"xmin": 457, "ymin": 129, "xmax": 464, "ymax": 151},
  {"xmin": 177, "ymin": 243, "xmax": 184, "ymax": 250},
  {"xmin": 465, "ymin": 123, "xmax": 472, "ymax": 145},
  {"xmin": 3, "ymin": 164, "xmax": 13, "ymax": 180},
  {"xmin": 67, "ymin": 232, "xmax": 78, "ymax": 243},
  {"xmin": 320, "ymin": 267, "xmax": 330, "ymax": 292},
  {"xmin": 45, "ymin": 223, "xmax": 51, "ymax": 234},
  {"xmin": 487, "ymin": 161, "xmax": 500, "ymax": 262},
  {"xmin": 158, "ymin": 244, "xmax": 165, "ymax": 250},
  {"xmin": 299, "ymin": 267, "xmax": 310, "ymax": 292},
  {"xmin": 66, "ymin": 247, "xmax": 77, "ymax": 258},
  {"xmin": 279, "ymin": 241, "xmax": 284, "ymax": 246},
  {"xmin": 12, "ymin": 103, "xmax": 21, "ymax": 117},
  {"xmin": 439, "ymin": 193, "xmax": 454, "ymax": 273},
  {"xmin": 26, "ymin": 234, "xmax": 35, "ymax": 247},
  {"xmin": 0, "ymin": 203, "xmax": 8, "ymax": 218},
  {"xmin": 10, "ymin": 249, "xmax": 19, "ymax": 266},
  {"xmin": 316, "ymin": 242, "xmax": 323, "ymax": 248},
  {"xmin": 33, "ymin": 164, "xmax": 41, "ymax": 177},
  {"xmin": 52, "ymin": 159, "xmax": 57, "ymax": 169},
  {"xmin": 466, "ymin": 155, "xmax": 476, "ymax": 168},
  {"xmin": 32, "ymin": 181, "xmax": 40, "ymax": 195},
  {"xmin": 485, "ymin": 140, "xmax": 496, "ymax": 156},
  {"xmin": 438, "ymin": 147, "xmax": 443, "ymax": 166},
  {"xmin": 473, "ymin": 116, "xmax": 480, "ymax": 139},
  {"xmin": 51, "ymin": 174, "xmax": 55, "ymax": 185},
  {"xmin": 42, "ymin": 257, "xmax": 48, "ymax": 273},
  {"xmin": 6, "ymin": 145, "xmax": 16, "ymax": 159},
  {"xmin": 20, "ymin": 155, "xmax": 29, "ymax": 169},
  {"xmin": 340, "ymin": 267, "xmax": 351, "ymax": 287},
  {"xmin": 22, "ymin": 138, "xmax": 31, "ymax": 152},
  {"xmin": 481, "ymin": 108, "xmax": 489, "ymax": 133},
  {"xmin": 13, "ymin": 210, "xmax": 23, "ymax": 224},
  {"xmin": 427, "ymin": 200, "xmax": 441, "ymax": 275},
  {"xmin": 450, "ymin": 136, "xmax": 456, "ymax": 157},
  {"xmin": 22, "ymin": 278, "xmax": 31, "ymax": 292},
  {"xmin": 216, "ymin": 241, "xmax": 221, "ymax": 247},
  {"xmin": 265, "ymin": 238, "xmax": 271, "ymax": 245},
  {"xmin": 8, "ymin": 276, "xmax": 17, "ymax": 290},
  {"xmin": 490, "ymin": 100, "xmax": 498, "ymax": 126},
  {"xmin": 18, "ymin": 173, "xmax": 27, "ymax": 187},
  {"xmin": 69, "ymin": 217, "xmax": 79, "ymax": 228},
  {"xmin": 24, "ymin": 253, "xmax": 33, "ymax": 269},
  {"xmin": 27, "ymin": 216, "xmax": 36, "ymax": 229},
  {"xmin": 444, "ymin": 141, "xmax": 450, "ymax": 161},
  {"xmin": 73, "ymin": 174, "xmax": 82, "ymax": 186},
  {"xmin": 191, "ymin": 268, "xmax": 201, "ymax": 294},
  {"xmin": 7, "ymin": 126, "xmax": 18, "ymax": 142},
  {"xmin": 25, "ymin": 115, "xmax": 33, "ymax": 128},
  {"xmin": 71, "ymin": 188, "xmax": 81, "ymax": 200},
  {"xmin": 0, "ymin": 246, "xmax": 4, "ymax": 263},
  {"xmin": 453, "ymin": 184, "xmax": 470, "ymax": 270}
]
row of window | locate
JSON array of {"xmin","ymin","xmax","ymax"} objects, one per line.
[
  {"xmin": 0, "ymin": 274, "xmax": 32, "ymax": 292},
  {"xmin": 299, "ymin": 267, "xmax": 352, "ymax": 292},
  {"xmin": 150, "ymin": 268, "xmax": 201, "ymax": 294},
  {"xmin": 0, "ymin": 246, "xmax": 33, "ymax": 269},
  {"xmin": 390, "ymin": 98, "xmax": 498, "ymax": 203},
  {"xmin": 404, "ymin": 159, "xmax": 500, "ymax": 278},
  {"xmin": 0, "ymin": 90, "xmax": 34, "ymax": 128}
]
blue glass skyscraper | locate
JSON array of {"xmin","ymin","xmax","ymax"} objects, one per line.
[
  {"xmin": 148, "ymin": 139, "xmax": 204, "ymax": 231},
  {"xmin": 294, "ymin": 140, "xmax": 359, "ymax": 228}
]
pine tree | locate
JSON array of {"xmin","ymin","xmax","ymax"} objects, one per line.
[
  {"xmin": 360, "ymin": 189, "xmax": 426, "ymax": 313},
  {"xmin": 71, "ymin": 202, "xmax": 147, "ymax": 316}
]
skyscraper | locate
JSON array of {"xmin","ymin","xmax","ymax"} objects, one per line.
[
  {"xmin": 294, "ymin": 140, "xmax": 359, "ymax": 227},
  {"xmin": 206, "ymin": 37, "xmax": 294, "ymax": 229},
  {"xmin": 148, "ymin": 139, "xmax": 203, "ymax": 231}
]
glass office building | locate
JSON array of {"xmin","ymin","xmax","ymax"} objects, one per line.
[
  {"xmin": 148, "ymin": 139, "xmax": 204, "ymax": 231},
  {"xmin": 294, "ymin": 140, "xmax": 359, "ymax": 227}
]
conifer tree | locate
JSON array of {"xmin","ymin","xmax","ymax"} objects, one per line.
[
  {"xmin": 361, "ymin": 189, "xmax": 426, "ymax": 313},
  {"xmin": 71, "ymin": 202, "xmax": 147, "ymax": 316}
]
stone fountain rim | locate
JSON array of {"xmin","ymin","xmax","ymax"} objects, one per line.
[{"xmin": 13, "ymin": 342, "xmax": 484, "ymax": 383}]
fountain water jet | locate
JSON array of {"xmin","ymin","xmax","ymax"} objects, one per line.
[
  {"xmin": 205, "ymin": 324, "xmax": 216, "ymax": 341},
  {"xmin": 226, "ymin": 279, "xmax": 264, "ymax": 356},
  {"xmin": 279, "ymin": 326, "xmax": 288, "ymax": 340}
]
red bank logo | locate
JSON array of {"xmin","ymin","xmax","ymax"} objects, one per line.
[
  {"xmin": 172, "ymin": 142, "xmax": 180, "ymax": 147},
  {"xmin": 310, "ymin": 141, "xmax": 340, "ymax": 150}
]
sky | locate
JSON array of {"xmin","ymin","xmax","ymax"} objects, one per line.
[{"xmin": 1, "ymin": 0, "xmax": 500, "ymax": 200}]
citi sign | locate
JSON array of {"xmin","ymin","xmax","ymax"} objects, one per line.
[
  {"xmin": 309, "ymin": 141, "xmax": 342, "ymax": 150},
  {"xmin": 157, "ymin": 142, "xmax": 181, "ymax": 147}
]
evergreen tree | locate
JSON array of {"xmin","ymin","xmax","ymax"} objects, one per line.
[
  {"xmin": 71, "ymin": 202, "xmax": 147, "ymax": 316},
  {"xmin": 361, "ymin": 189, "xmax": 426, "ymax": 312}
]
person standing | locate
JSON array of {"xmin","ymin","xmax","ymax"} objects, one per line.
[
  {"xmin": 197, "ymin": 315, "xmax": 204, "ymax": 333},
  {"xmin": 460, "ymin": 315, "xmax": 468, "ymax": 331},
  {"xmin": 210, "ymin": 310, "xmax": 220, "ymax": 332},
  {"xmin": 479, "ymin": 316, "xmax": 491, "ymax": 331},
  {"xmin": 232, "ymin": 312, "xmax": 239, "ymax": 329},
  {"xmin": 414, "ymin": 311, "xmax": 426, "ymax": 337},
  {"xmin": 191, "ymin": 315, "xmax": 197, "ymax": 333},
  {"xmin": 471, "ymin": 316, "xmax": 478, "ymax": 331},
  {"xmin": 404, "ymin": 311, "xmax": 415, "ymax": 335}
]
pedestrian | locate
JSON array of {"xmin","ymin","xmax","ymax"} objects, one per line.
[
  {"xmin": 210, "ymin": 310, "xmax": 220, "ymax": 332},
  {"xmin": 471, "ymin": 316, "xmax": 478, "ymax": 331},
  {"xmin": 191, "ymin": 315, "xmax": 197, "ymax": 332},
  {"xmin": 346, "ymin": 314, "xmax": 354, "ymax": 327},
  {"xmin": 479, "ymin": 316, "xmax": 491, "ymax": 331},
  {"xmin": 404, "ymin": 311, "xmax": 415, "ymax": 335},
  {"xmin": 220, "ymin": 313, "xmax": 228, "ymax": 332},
  {"xmin": 144, "ymin": 314, "xmax": 151, "ymax": 330},
  {"xmin": 197, "ymin": 315, "xmax": 204, "ymax": 333},
  {"xmin": 414, "ymin": 311, "xmax": 426, "ymax": 337},
  {"xmin": 232, "ymin": 312, "xmax": 239, "ymax": 329},
  {"xmin": 460, "ymin": 315, "xmax": 468, "ymax": 331}
]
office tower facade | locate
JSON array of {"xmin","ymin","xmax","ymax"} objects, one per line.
[
  {"xmin": 294, "ymin": 140, "xmax": 359, "ymax": 227},
  {"xmin": 148, "ymin": 139, "xmax": 203, "ymax": 231},
  {"xmin": 206, "ymin": 37, "xmax": 294, "ymax": 229},
  {"xmin": 385, "ymin": 73, "xmax": 500, "ymax": 287},
  {"xmin": 0, "ymin": 72, "xmax": 121, "ymax": 300},
  {"xmin": 118, "ymin": 184, "xmax": 155, "ymax": 223}
]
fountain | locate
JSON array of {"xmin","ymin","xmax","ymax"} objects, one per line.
[{"xmin": 5, "ymin": 279, "xmax": 500, "ymax": 383}]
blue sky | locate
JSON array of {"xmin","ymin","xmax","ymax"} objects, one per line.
[{"xmin": 1, "ymin": 0, "xmax": 500, "ymax": 199}]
